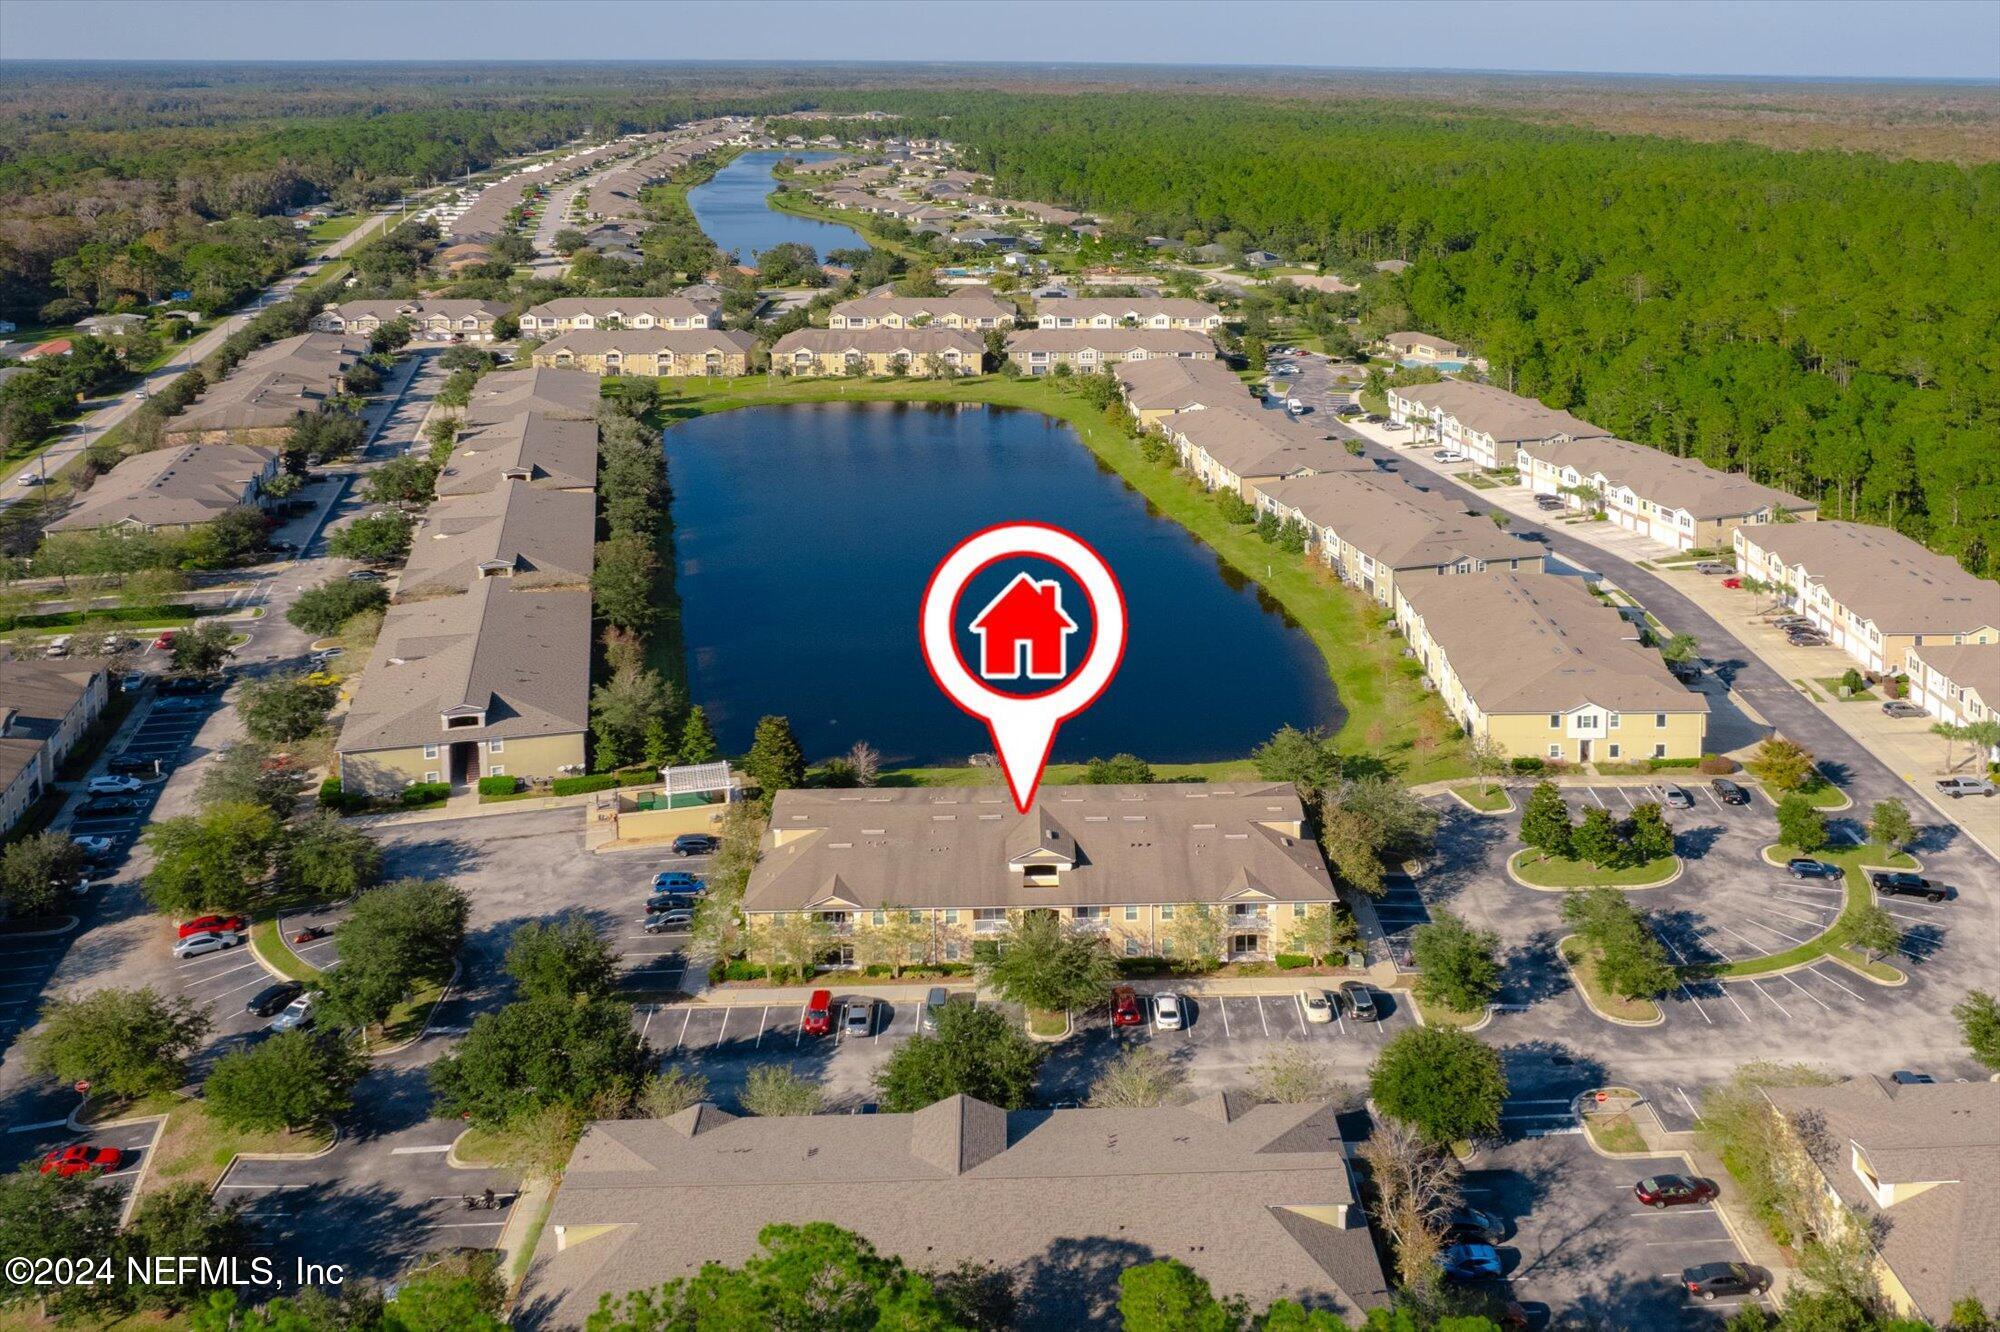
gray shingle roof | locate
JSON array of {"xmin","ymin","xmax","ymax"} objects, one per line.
[
  {"xmin": 1034, "ymin": 297, "xmax": 1222, "ymax": 325},
  {"xmin": 1519, "ymin": 436, "xmax": 1810, "ymax": 521},
  {"xmin": 1259, "ymin": 471, "xmax": 1529, "ymax": 571},
  {"xmin": 397, "ymin": 482, "xmax": 596, "ymax": 598},
  {"xmin": 522, "ymin": 296, "xmax": 722, "ymax": 325},
  {"xmin": 829, "ymin": 289, "xmax": 1015, "ymax": 324},
  {"xmin": 460, "ymin": 368, "xmax": 602, "ymax": 425},
  {"xmin": 49, "ymin": 443, "xmax": 275, "ymax": 532},
  {"xmin": 1169, "ymin": 404, "xmax": 1368, "ymax": 482},
  {"xmin": 436, "ymin": 413, "xmax": 599, "ymax": 497},
  {"xmin": 1737, "ymin": 520, "xmax": 2000, "ymax": 637},
  {"xmin": 1391, "ymin": 380, "xmax": 1607, "ymax": 445},
  {"xmin": 533, "ymin": 328, "xmax": 756, "ymax": 359},
  {"xmin": 1112, "ymin": 357, "xmax": 1248, "ymax": 411},
  {"xmin": 1005, "ymin": 328, "xmax": 1216, "ymax": 358},
  {"xmin": 770, "ymin": 326, "xmax": 984, "ymax": 358}
]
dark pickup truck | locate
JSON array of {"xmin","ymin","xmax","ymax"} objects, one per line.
[{"xmin": 1871, "ymin": 871, "xmax": 1949, "ymax": 903}]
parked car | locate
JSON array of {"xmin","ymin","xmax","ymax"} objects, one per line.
[
  {"xmin": 1787, "ymin": 858, "xmax": 1841, "ymax": 879},
  {"xmin": 344, "ymin": 569, "xmax": 383, "ymax": 582},
  {"xmin": 1634, "ymin": 1174, "xmax": 1719, "ymax": 1208},
  {"xmin": 671, "ymin": 833, "xmax": 719, "ymax": 856},
  {"xmin": 918, "ymin": 986, "xmax": 953, "ymax": 1034},
  {"xmin": 1153, "ymin": 991, "xmax": 1186, "ymax": 1031},
  {"xmin": 1651, "ymin": 783, "xmax": 1694, "ymax": 810},
  {"xmin": 1384, "ymin": 420, "xmax": 1409, "ymax": 431},
  {"xmin": 1110, "ymin": 985, "xmax": 1144, "ymax": 1028},
  {"xmin": 1721, "ymin": 576, "xmax": 1743, "ymax": 589},
  {"xmin": 1712, "ymin": 778, "xmax": 1749, "ymax": 805},
  {"xmin": 151, "ymin": 632, "xmax": 177, "ymax": 650},
  {"xmin": 1432, "ymin": 449, "xmax": 1465, "ymax": 463},
  {"xmin": 1787, "ymin": 631, "xmax": 1828, "ymax": 647},
  {"xmin": 645, "ymin": 892, "xmax": 696, "ymax": 914},
  {"xmin": 85, "ymin": 774, "xmax": 143, "ymax": 795},
  {"xmin": 1682, "ymin": 1263, "xmax": 1771, "ymax": 1301},
  {"xmin": 844, "ymin": 998, "xmax": 873, "ymax": 1037},
  {"xmin": 178, "ymin": 914, "xmax": 247, "ymax": 939},
  {"xmin": 266, "ymin": 993, "xmax": 315, "ymax": 1033},
  {"xmin": 1872, "ymin": 871, "xmax": 1949, "ymax": 903},
  {"xmin": 1440, "ymin": 1244, "xmax": 1504, "ymax": 1281},
  {"xmin": 1340, "ymin": 981, "xmax": 1379, "ymax": 1022},
  {"xmin": 1443, "ymin": 1206, "xmax": 1506, "ymax": 1244},
  {"xmin": 70, "ymin": 834, "xmax": 114, "ymax": 858},
  {"xmin": 1881, "ymin": 700, "xmax": 1927, "ymax": 719},
  {"xmin": 1692, "ymin": 562, "xmax": 1731, "ymax": 575},
  {"xmin": 77, "ymin": 796, "xmax": 142, "ymax": 817},
  {"xmin": 651, "ymin": 871, "xmax": 706, "ymax": 892},
  {"xmin": 107, "ymin": 756, "xmax": 160, "ymax": 777},
  {"xmin": 173, "ymin": 931, "xmax": 240, "ymax": 960},
  {"xmin": 1300, "ymin": 990, "xmax": 1334, "ymax": 1024},
  {"xmin": 308, "ymin": 648, "xmax": 344, "ymax": 665},
  {"xmin": 802, "ymin": 989, "xmax": 834, "ymax": 1037},
  {"xmin": 41, "ymin": 1145, "xmax": 122, "ymax": 1179},
  {"xmin": 1934, "ymin": 775, "xmax": 1996, "ymax": 799},
  {"xmin": 158, "ymin": 674, "xmax": 211, "ymax": 695},
  {"xmin": 245, "ymin": 981, "xmax": 305, "ymax": 1017},
  {"xmin": 642, "ymin": 909, "xmax": 693, "ymax": 933}
]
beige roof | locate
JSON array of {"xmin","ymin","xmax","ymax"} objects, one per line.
[
  {"xmin": 745, "ymin": 782, "xmax": 1334, "ymax": 914},
  {"xmin": 1736, "ymin": 520, "xmax": 2000, "ymax": 637},
  {"xmin": 0, "ymin": 659, "xmax": 103, "ymax": 749},
  {"xmin": 1260, "ymin": 471, "xmax": 1531, "ymax": 571},
  {"xmin": 1034, "ymin": 297, "xmax": 1222, "ymax": 324},
  {"xmin": 49, "ymin": 443, "xmax": 275, "ymax": 532},
  {"xmin": 1113, "ymin": 356, "xmax": 1249, "ymax": 411},
  {"xmin": 166, "ymin": 331, "xmax": 367, "ymax": 434},
  {"xmin": 338, "ymin": 580, "xmax": 591, "ymax": 754},
  {"xmin": 829, "ymin": 288, "xmax": 1014, "ymax": 323},
  {"xmin": 771, "ymin": 326, "xmax": 983, "ymax": 358},
  {"xmin": 1908, "ymin": 641, "xmax": 2000, "ymax": 705},
  {"xmin": 1519, "ymin": 437, "xmax": 1811, "ymax": 521},
  {"xmin": 434, "ymin": 413, "xmax": 598, "ymax": 497},
  {"xmin": 522, "ymin": 296, "xmax": 722, "ymax": 325},
  {"xmin": 1765, "ymin": 1077, "xmax": 2000, "ymax": 1319},
  {"xmin": 523, "ymin": 1095, "xmax": 1388, "ymax": 1330},
  {"xmin": 533, "ymin": 327, "xmax": 756, "ymax": 359},
  {"xmin": 1169, "ymin": 404, "xmax": 1367, "ymax": 482},
  {"xmin": 460, "ymin": 368, "xmax": 601, "ymax": 425},
  {"xmin": 321, "ymin": 299, "xmax": 505, "ymax": 325},
  {"xmin": 397, "ymin": 483, "xmax": 596, "ymax": 598},
  {"xmin": 0, "ymin": 737, "xmax": 41, "ymax": 794},
  {"xmin": 447, "ymin": 141, "xmax": 632, "ymax": 243},
  {"xmin": 1391, "ymin": 380, "xmax": 1607, "ymax": 445},
  {"xmin": 1385, "ymin": 331, "xmax": 1462, "ymax": 356},
  {"xmin": 1005, "ymin": 328, "xmax": 1216, "ymax": 358},
  {"xmin": 1403, "ymin": 568, "xmax": 1709, "ymax": 716}
]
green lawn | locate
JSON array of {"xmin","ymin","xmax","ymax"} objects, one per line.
[
  {"xmin": 308, "ymin": 213, "xmax": 368, "ymax": 245},
  {"xmin": 1560, "ymin": 938, "xmax": 1664, "ymax": 1022},
  {"xmin": 1699, "ymin": 841, "xmax": 1917, "ymax": 981},
  {"xmin": 85, "ymin": 1091, "xmax": 331, "ymax": 1204},
  {"xmin": 1583, "ymin": 1111, "xmax": 1649, "ymax": 1155},
  {"xmin": 1450, "ymin": 782, "xmax": 1512, "ymax": 812},
  {"xmin": 651, "ymin": 375, "xmax": 1470, "ymax": 782},
  {"xmin": 1512, "ymin": 848, "xmax": 1678, "ymax": 888},
  {"xmin": 1409, "ymin": 992, "xmax": 1486, "ymax": 1028},
  {"xmin": 1816, "ymin": 676, "xmax": 1877, "ymax": 701},
  {"xmin": 297, "ymin": 260, "xmax": 351, "ymax": 294}
]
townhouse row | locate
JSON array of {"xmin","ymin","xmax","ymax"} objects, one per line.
[
  {"xmin": 335, "ymin": 367, "xmax": 602, "ymax": 798},
  {"xmin": 0, "ymin": 659, "xmax": 110, "ymax": 842}
]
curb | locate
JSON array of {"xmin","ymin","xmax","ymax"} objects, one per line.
[
  {"xmin": 0, "ymin": 914, "xmax": 80, "ymax": 939},
  {"xmin": 1558, "ymin": 936, "xmax": 1665, "ymax": 1027},
  {"xmin": 446, "ymin": 1125, "xmax": 488, "ymax": 1171},
  {"xmin": 114, "ymin": 1116, "xmax": 170, "ymax": 1226},
  {"xmin": 1024, "ymin": 1010, "xmax": 1074, "ymax": 1043},
  {"xmin": 1507, "ymin": 849, "xmax": 1683, "ymax": 893},
  {"xmin": 222, "ymin": 1121, "xmax": 343, "ymax": 1167},
  {"xmin": 1400, "ymin": 989, "xmax": 1494, "ymax": 1032},
  {"xmin": 1446, "ymin": 786, "xmax": 1516, "ymax": 815},
  {"xmin": 367, "ymin": 959, "xmax": 464, "ymax": 1058}
]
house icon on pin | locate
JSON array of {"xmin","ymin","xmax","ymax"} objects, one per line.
[{"xmin": 970, "ymin": 573, "xmax": 1079, "ymax": 681}]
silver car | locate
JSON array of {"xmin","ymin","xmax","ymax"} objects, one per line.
[
  {"xmin": 172, "ymin": 931, "xmax": 240, "ymax": 960},
  {"xmin": 266, "ymin": 993, "xmax": 315, "ymax": 1033}
]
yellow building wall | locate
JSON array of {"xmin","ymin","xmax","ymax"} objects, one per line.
[{"xmin": 339, "ymin": 731, "xmax": 586, "ymax": 796}]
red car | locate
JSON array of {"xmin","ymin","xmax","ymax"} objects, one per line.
[
  {"xmin": 41, "ymin": 1144, "xmax": 122, "ymax": 1178},
  {"xmin": 1721, "ymin": 577, "xmax": 1743, "ymax": 590},
  {"xmin": 152, "ymin": 632, "xmax": 177, "ymax": 651},
  {"xmin": 1634, "ymin": 1174, "xmax": 1719, "ymax": 1208},
  {"xmin": 178, "ymin": 914, "xmax": 247, "ymax": 940},
  {"xmin": 801, "ymin": 989, "xmax": 833, "ymax": 1037},
  {"xmin": 1110, "ymin": 985, "xmax": 1144, "ymax": 1027}
]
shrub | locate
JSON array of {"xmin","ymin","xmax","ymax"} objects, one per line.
[
  {"xmin": 709, "ymin": 960, "xmax": 768, "ymax": 983},
  {"xmin": 1274, "ymin": 953, "xmax": 1311, "ymax": 970},
  {"xmin": 317, "ymin": 776, "xmax": 348, "ymax": 812},
  {"xmin": 477, "ymin": 775, "xmax": 518, "ymax": 798},
  {"xmin": 1117, "ymin": 956, "xmax": 1175, "ymax": 978},
  {"xmin": 1697, "ymin": 753, "xmax": 1738, "ymax": 775},
  {"xmin": 551, "ymin": 773, "xmax": 620, "ymax": 797},
  {"xmin": 1647, "ymin": 757, "xmax": 1700, "ymax": 769},
  {"xmin": 1509, "ymin": 755, "xmax": 1545, "ymax": 774},
  {"xmin": 400, "ymin": 781, "xmax": 450, "ymax": 807}
]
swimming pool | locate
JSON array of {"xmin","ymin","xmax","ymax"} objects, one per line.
[{"xmin": 1401, "ymin": 357, "xmax": 1467, "ymax": 372}]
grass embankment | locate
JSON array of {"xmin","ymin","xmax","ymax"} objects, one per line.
[
  {"xmin": 1583, "ymin": 1108, "xmax": 1649, "ymax": 1155},
  {"xmin": 1816, "ymin": 676, "xmax": 1877, "ymax": 701},
  {"xmin": 248, "ymin": 918, "xmax": 445, "ymax": 1049},
  {"xmin": 88, "ymin": 1091, "xmax": 331, "ymax": 1203},
  {"xmin": 1560, "ymin": 938, "xmax": 1663, "ymax": 1023},
  {"xmin": 1450, "ymin": 783, "xmax": 1512, "ymax": 812},
  {"xmin": 1410, "ymin": 993, "xmax": 1487, "ymax": 1028},
  {"xmin": 649, "ymin": 375, "xmax": 1469, "ymax": 782},
  {"xmin": 1699, "ymin": 841, "xmax": 1918, "ymax": 982},
  {"xmin": 1511, "ymin": 849, "xmax": 1679, "ymax": 888}
]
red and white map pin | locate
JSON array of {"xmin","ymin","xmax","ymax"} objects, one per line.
[{"xmin": 921, "ymin": 522, "xmax": 1127, "ymax": 814}]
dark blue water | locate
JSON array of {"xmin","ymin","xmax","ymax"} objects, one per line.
[
  {"xmin": 664, "ymin": 402, "xmax": 1342, "ymax": 767},
  {"xmin": 687, "ymin": 151, "xmax": 868, "ymax": 264}
]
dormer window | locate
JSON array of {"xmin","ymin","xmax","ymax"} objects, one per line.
[
  {"xmin": 442, "ymin": 707, "xmax": 486, "ymax": 730},
  {"xmin": 1022, "ymin": 866, "xmax": 1060, "ymax": 887}
]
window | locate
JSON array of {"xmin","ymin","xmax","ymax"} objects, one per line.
[
  {"xmin": 423, "ymin": 744, "xmax": 439, "ymax": 759},
  {"xmin": 1608, "ymin": 713, "xmax": 1621, "ymax": 729},
  {"xmin": 1123, "ymin": 905, "xmax": 1139, "ymax": 921},
  {"xmin": 424, "ymin": 771, "xmax": 439, "ymax": 783},
  {"xmin": 489, "ymin": 766, "xmax": 504, "ymax": 777},
  {"xmin": 943, "ymin": 941, "xmax": 961, "ymax": 961},
  {"xmin": 1549, "ymin": 714, "xmax": 1561, "ymax": 729},
  {"xmin": 1125, "ymin": 938, "xmax": 1141, "ymax": 957},
  {"xmin": 1160, "ymin": 904, "xmax": 1175, "ymax": 921},
  {"xmin": 1653, "ymin": 744, "xmax": 1668, "ymax": 759},
  {"xmin": 943, "ymin": 909, "xmax": 960, "ymax": 925},
  {"xmin": 1160, "ymin": 938, "xmax": 1176, "ymax": 956},
  {"xmin": 872, "ymin": 911, "xmax": 886, "ymax": 927},
  {"xmin": 1293, "ymin": 904, "xmax": 1308, "ymax": 918},
  {"xmin": 1547, "ymin": 744, "xmax": 1562, "ymax": 759},
  {"xmin": 907, "ymin": 910, "xmax": 923, "ymax": 924},
  {"xmin": 1608, "ymin": 744, "xmax": 1621, "ymax": 759},
  {"xmin": 1575, "ymin": 714, "xmax": 1598, "ymax": 730},
  {"xmin": 1655, "ymin": 713, "xmax": 1667, "ymax": 727},
  {"xmin": 488, "ymin": 739, "xmax": 504, "ymax": 753}
]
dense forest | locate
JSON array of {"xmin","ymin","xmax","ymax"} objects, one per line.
[{"xmin": 810, "ymin": 92, "xmax": 2000, "ymax": 572}]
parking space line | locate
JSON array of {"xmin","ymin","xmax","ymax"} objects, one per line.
[
  {"xmin": 427, "ymin": 1220, "xmax": 508, "ymax": 1230},
  {"xmin": 1704, "ymin": 787, "xmax": 1725, "ymax": 811},
  {"xmin": 640, "ymin": 1004, "xmax": 655, "ymax": 1043},
  {"xmin": 1218, "ymin": 998, "xmax": 1232, "ymax": 1038},
  {"xmin": 712, "ymin": 1007, "xmax": 730, "ymax": 1048},
  {"xmin": 1780, "ymin": 972, "xmax": 1834, "ymax": 1011},
  {"xmin": 1256, "ymin": 997, "xmax": 1271, "ymax": 1037},
  {"xmin": 1585, "ymin": 788, "xmax": 1607, "ymax": 808},
  {"xmin": 754, "ymin": 1005, "xmax": 771, "ymax": 1048},
  {"xmin": 1618, "ymin": 788, "xmax": 1637, "ymax": 809},
  {"xmin": 1806, "ymin": 965, "xmax": 1866, "ymax": 1003},
  {"xmin": 677, "ymin": 1007, "xmax": 692, "ymax": 1050},
  {"xmin": 1745, "ymin": 978, "xmax": 1793, "ymax": 1018},
  {"xmin": 1676, "ymin": 1086, "xmax": 1699, "ymax": 1119}
]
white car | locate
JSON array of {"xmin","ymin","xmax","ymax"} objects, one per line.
[
  {"xmin": 1301, "ymin": 990, "xmax": 1335, "ymax": 1024},
  {"xmin": 173, "ymin": 931, "xmax": 241, "ymax": 960},
  {"xmin": 267, "ymin": 993, "xmax": 315, "ymax": 1033},
  {"xmin": 309, "ymin": 648, "xmax": 344, "ymax": 665},
  {"xmin": 1153, "ymin": 991, "xmax": 1186, "ymax": 1031},
  {"xmin": 85, "ymin": 775, "xmax": 143, "ymax": 795},
  {"xmin": 15, "ymin": 473, "xmax": 45, "ymax": 487},
  {"xmin": 1432, "ymin": 450, "xmax": 1465, "ymax": 463},
  {"xmin": 70, "ymin": 835, "xmax": 114, "ymax": 858}
]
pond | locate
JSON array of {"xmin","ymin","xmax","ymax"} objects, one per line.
[
  {"xmin": 664, "ymin": 402, "xmax": 1343, "ymax": 768},
  {"xmin": 686, "ymin": 150, "xmax": 868, "ymax": 265}
]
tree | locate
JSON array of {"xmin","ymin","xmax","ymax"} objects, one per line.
[
  {"xmin": 1776, "ymin": 793, "xmax": 1827, "ymax": 854},
  {"xmin": 592, "ymin": 535, "xmax": 660, "ymax": 637},
  {"xmin": 981, "ymin": 911, "xmax": 1119, "ymax": 1011},
  {"xmin": 0, "ymin": 832, "xmax": 86, "ymax": 919},
  {"xmin": 1251, "ymin": 724, "xmax": 1342, "ymax": 799},
  {"xmin": 144, "ymin": 802, "xmax": 282, "ymax": 915},
  {"xmin": 1118, "ymin": 1260, "xmax": 1246, "ymax": 1332},
  {"xmin": 843, "ymin": 740, "xmax": 882, "ymax": 787},
  {"xmin": 1369, "ymin": 1026, "xmax": 1508, "ymax": 1146},
  {"xmin": 0, "ymin": 1169, "xmax": 123, "ymax": 1315},
  {"xmin": 1087, "ymin": 1047, "xmax": 1184, "ymax": 1108},
  {"xmin": 743, "ymin": 714, "xmax": 805, "ymax": 797},
  {"xmin": 638, "ymin": 1067, "xmax": 709, "ymax": 1118},
  {"xmin": 126, "ymin": 1183, "xmax": 253, "ymax": 1313},
  {"xmin": 1955, "ymin": 991, "xmax": 2000, "ymax": 1072},
  {"xmin": 1249, "ymin": 1044, "xmax": 1348, "ymax": 1106},
  {"xmin": 676, "ymin": 705, "xmax": 719, "ymax": 764},
  {"xmin": 360, "ymin": 455, "xmax": 436, "ymax": 506},
  {"xmin": 589, "ymin": 664, "xmax": 678, "ymax": 771},
  {"xmin": 852, "ymin": 906, "xmax": 930, "ymax": 977},
  {"xmin": 1517, "ymin": 781, "xmax": 1573, "ymax": 858},
  {"xmin": 318, "ymin": 879, "xmax": 466, "ymax": 1030},
  {"xmin": 238, "ymin": 673, "xmax": 336, "ymax": 744},
  {"xmin": 1660, "ymin": 632, "xmax": 1700, "ymax": 664},
  {"xmin": 326, "ymin": 510, "xmax": 412, "ymax": 564},
  {"xmin": 1571, "ymin": 805, "xmax": 1622, "ymax": 868},
  {"xmin": 1281, "ymin": 903, "xmax": 1357, "ymax": 966},
  {"xmin": 739, "ymin": 1066, "xmax": 825, "ymax": 1117},
  {"xmin": 875, "ymin": 1002, "xmax": 1044, "ymax": 1112},
  {"xmin": 1163, "ymin": 900, "xmax": 1228, "ymax": 967},
  {"xmin": 383, "ymin": 1251, "xmax": 508, "ymax": 1332},
  {"xmin": 1360, "ymin": 1116, "xmax": 1464, "ymax": 1290},
  {"xmin": 429, "ymin": 994, "xmax": 649, "ymax": 1127},
  {"xmin": 198, "ymin": 741, "xmax": 303, "ymax": 818},
  {"xmin": 1840, "ymin": 903, "xmax": 1902, "ymax": 965},
  {"xmin": 1748, "ymin": 737, "xmax": 1817, "ymax": 793},
  {"xmin": 1466, "ymin": 731, "xmax": 1507, "ymax": 800},
  {"xmin": 1563, "ymin": 887, "xmax": 1678, "ymax": 1000},
  {"xmin": 1409, "ymin": 911, "xmax": 1501, "ymax": 1014},
  {"xmin": 1625, "ymin": 801, "xmax": 1676, "ymax": 863},
  {"xmin": 286, "ymin": 579, "xmax": 387, "ymax": 636},
  {"xmin": 170, "ymin": 621, "xmax": 234, "ymax": 675},
  {"xmin": 276, "ymin": 812, "xmax": 382, "ymax": 900},
  {"xmin": 1869, "ymin": 799, "xmax": 1915, "ymax": 853},
  {"xmin": 1083, "ymin": 752, "xmax": 1154, "ymax": 783},
  {"xmin": 203, "ymin": 1030, "xmax": 364, "ymax": 1133},
  {"xmin": 587, "ymin": 1223, "xmax": 963, "ymax": 1331},
  {"xmin": 1322, "ymin": 777, "xmax": 1438, "ymax": 894},
  {"xmin": 749, "ymin": 911, "xmax": 833, "ymax": 983},
  {"xmin": 27, "ymin": 986, "xmax": 212, "ymax": 1100},
  {"xmin": 504, "ymin": 915, "xmax": 617, "ymax": 1002}
]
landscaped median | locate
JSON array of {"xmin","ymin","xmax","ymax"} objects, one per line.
[
  {"xmin": 1508, "ymin": 848, "xmax": 1680, "ymax": 890},
  {"xmin": 1448, "ymin": 782, "xmax": 1513, "ymax": 813},
  {"xmin": 1698, "ymin": 842, "xmax": 1921, "ymax": 984},
  {"xmin": 1559, "ymin": 936, "xmax": 1665, "ymax": 1025},
  {"xmin": 79, "ymin": 1091, "xmax": 333, "ymax": 1206},
  {"xmin": 248, "ymin": 912, "xmax": 454, "ymax": 1053}
]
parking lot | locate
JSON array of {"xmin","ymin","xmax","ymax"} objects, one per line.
[{"xmin": 63, "ymin": 689, "xmax": 214, "ymax": 859}]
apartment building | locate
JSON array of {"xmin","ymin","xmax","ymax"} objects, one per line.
[
  {"xmin": 1166, "ymin": 403, "xmax": 1365, "ymax": 499},
  {"xmin": 1256, "ymin": 471, "xmax": 1541, "ymax": 611},
  {"xmin": 1112, "ymin": 356, "xmax": 1250, "ymax": 425},
  {"xmin": 434, "ymin": 413, "xmax": 599, "ymax": 498},
  {"xmin": 1386, "ymin": 381, "xmax": 1608, "ymax": 469},
  {"xmin": 1004, "ymin": 327, "xmax": 1215, "ymax": 377},
  {"xmin": 1384, "ymin": 332, "xmax": 1464, "ymax": 364},
  {"xmin": 49, "ymin": 443, "xmax": 280, "ymax": 535},
  {"xmin": 162, "ymin": 332, "xmax": 368, "ymax": 445},
  {"xmin": 459, "ymin": 367, "xmax": 602, "ymax": 427},
  {"xmin": 0, "ymin": 659, "xmax": 108, "ymax": 838},
  {"xmin": 1517, "ymin": 436, "xmax": 1816, "ymax": 552},
  {"xmin": 743, "ymin": 783, "xmax": 1338, "ymax": 967},
  {"xmin": 1903, "ymin": 642, "xmax": 2000, "ymax": 751},
  {"xmin": 1032, "ymin": 297, "xmax": 1225, "ymax": 331},
  {"xmin": 312, "ymin": 299, "xmax": 507, "ymax": 343},
  {"xmin": 1396, "ymin": 567, "xmax": 1709, "ymax": 764},
  {"xmin": 1733, "ymin": 521, "xmax": 2000, "ymax": 674},
  {"xmin": 769, "ymin": 327, "xmax": 982, "ymax": 378},
  {"xmin": 396, "ymin": 482, "xmax": 597, "ymax": 600},
  {"xmin": 517, "ymin": 297, "xmax": 722, "ymax": 335},
  {"xmin": 826, "ymin": 288, "xmax": 1015, "ymax": 330},
  {"xmin": 527, "ymin": 1095, "xmax": 1388, "ymax": 1330},
  {"xmin": 529, "ymin": 328, "xmax": 757, "ymax": 378}
]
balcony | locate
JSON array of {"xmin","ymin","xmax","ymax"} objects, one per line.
[
  {"xmin": 972, "ymin": 918, "xmax": 1010, "ymax": 936},
  {"xmin": 1225, "ymin": 915, "xmax": 1272, "ymax": 932}
]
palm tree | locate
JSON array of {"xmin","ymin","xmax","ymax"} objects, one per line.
[{"xmin": 1932, "ymin": 721, "xmax": 1970, "ymax": 772}]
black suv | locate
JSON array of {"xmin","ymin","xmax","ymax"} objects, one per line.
[
  {"xmin": 671, "ymin": 833, "xmax": 719, "ymax": 856},
  {"xmin": 107, "ymin": 756, "xmax": 160, "ymax": 778},
  {"xmin": 245, "ymin": 981, "xmax": 305, "ymax": 1017},
  {"xmin": 1872, "ymin": 871, "xmax": 1948, "ymax": 903},
  {"xmin": 1712, "ymin": 778, "xmax": 1749, "ymax": 805}
]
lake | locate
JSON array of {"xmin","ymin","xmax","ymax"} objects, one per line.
[
  {"xmin": 687, "ymin": 150, "xmax": 868, "ymax": 265},
  {"xmin": 664, "ymin": 402, "xmax": 1343, "ymax": 767}
]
